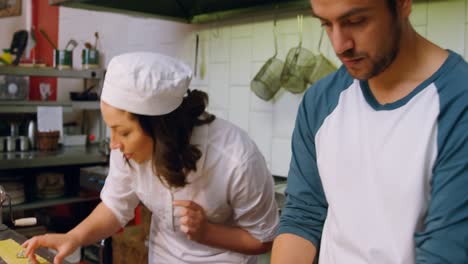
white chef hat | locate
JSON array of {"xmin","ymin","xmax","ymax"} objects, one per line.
[{"xmin": 101, "ymin": 52, "xmax": 192, "ymax": 116}]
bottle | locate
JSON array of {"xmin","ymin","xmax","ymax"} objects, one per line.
[{"xmin": 27, "ymin": 120, "xmax": 36, "ymax": 150}]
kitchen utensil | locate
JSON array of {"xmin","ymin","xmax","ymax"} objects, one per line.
[
  {"xmin": 199, "ymin": 38, "xmax": 206, "ymax": 80},
  {"xmin": 27, "ymin": 120, "xmax": 36, "ymax": 149},
  {"xmin": 6, "ymin": 136, "xmax": 15, "ymax": 152},
  {"xmin": 82, "ymin": 48, "xmax": 100, "ymax": 69},
  {"xmin": 70, "ymin": 84, "xmax": 98, "ymax": 101},
  {"xmin": 250, "ymin": 16, "xmax": 284, "ymax": 101},
  {"xmin": 307, "ymin": 29, "xmax": 337, "ymax": 84},
  {"xmin": 10, "ymin": 122, "xmax": 18, "ymax": 137},
  {"xmin": 39, "ymin": 28, "xmax": 57, "ymax": 50},
  {"xmin": 54, "ymin": 49, "xmax": 72, "ymax": 70},
  {"xmin": 194, "ymin": 34, "xmax": 199, "ymax": 77},
  {"xmin": 0, "ymin": 49, "xmax": 13, "ymax": 64},
  {"xmin": 1, "ymin": 76, "xmax": 29, "ymax": 100},
  {"xmin": 0, "ymin": 137, "xmax": 4, "ymax": 152},
  {"xmin": 65, "ymin": 39, "xmax": 78, "ymax": 51},
  {"xmin": 280, "ymin": 15, "xmax": 316, "ymax": 94},
  {"xmin": 9, "ymin": 30, "xmax": 29, "ymax": 65},
  {"xmin": 84, "ymin": 42, "xmax": 93, "ymax": 49},
  {"xmin": 94, "ymin": 32, "xmax": 99, "ymax": 49},
  {"xmin": 19, "ymin": 136, "xmax": 29, "ymax": 152}
]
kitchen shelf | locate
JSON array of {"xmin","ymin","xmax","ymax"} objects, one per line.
[
  {"xmin": 0, "ymin": 100, "xmax": 100, "ymax": 113},
  {"xmin": 0, "ymin": 145, "xmax": 107, "ymax": 170},
  {"xmin": 9, "ymin": 195, "xmax": 100, "ymax": 211},
  {"xmin": 0, "ymin": 66, "xmax": 104, "ymax": 79}
]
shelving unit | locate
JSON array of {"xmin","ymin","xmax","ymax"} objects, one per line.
[
  {"xmin": 0, "ymin": 66, "xmax": 104, "ymax": 79},
  {"xmin": 11, "ymin": 195, "xmax": 100, "ymax": 212},
  {"xmin": 0, "ymin": 66, "xmax": 108, "ymax": 228},
  {"xmin": 0, "ymin": 100, "xmax": 100, "ymax": 113},
  {"xmin": 0, "ymin": 145, "xmax": 107, "ymax": 169}
]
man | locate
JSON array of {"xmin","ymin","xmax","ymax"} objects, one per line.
[{"xmin": 272, "ymin": 0, "xmax": 468, "ymax": 263}]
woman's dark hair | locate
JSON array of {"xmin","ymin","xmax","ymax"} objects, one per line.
[{"xmin": 133, "ymin": 89, "xmax": 215, "ymax": 188}]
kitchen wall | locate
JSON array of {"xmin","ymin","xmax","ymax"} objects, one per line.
[
  {"xmin": 57, "ymin": 0, "xmax": 467, "ymax": 177},
  {"xmin": 0, "ymin": 0, "xmax": 31, "ymax": 54},
  {"xmin": 182, "ymin": 0, "xmax": 468, "ymax": 177}
]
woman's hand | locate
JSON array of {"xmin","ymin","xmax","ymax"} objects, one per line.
[
  {"xmin": 173, "ymin": 200, "xmax": 208, "ymax": 242},
  {"xmin": 22, "ymin": 233, "xmax": 80, "ymax": 264}
]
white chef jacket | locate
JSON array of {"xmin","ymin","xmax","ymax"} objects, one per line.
[{"xmin": 101, "ymin": 117, "xmax": 279, "ymax": 263}]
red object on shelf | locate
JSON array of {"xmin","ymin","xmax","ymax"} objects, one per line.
[{"xmin": 29, "ymin": 0, "xmax": 59, "ymax": 101}]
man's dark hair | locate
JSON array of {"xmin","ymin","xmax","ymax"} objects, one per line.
[
  {"xmin": 386, "ymin": 0, "xmax": 398, "ymax": 16},
  {"xmin": 133, "ymin": 89, "xmax": 215, "ymax": 188}
]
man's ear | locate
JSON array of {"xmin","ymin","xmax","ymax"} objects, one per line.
[{"xmin": 398, "ymin": 0, "xmax": 412, "ymax": 19}]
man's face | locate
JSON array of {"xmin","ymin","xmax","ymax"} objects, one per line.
[{"xmin": 311, "ymin": 0, "xmax": 402, "ymax": 80}]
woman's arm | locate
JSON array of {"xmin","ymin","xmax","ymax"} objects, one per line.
[
  {"xmin": 67, "ymin": 202, "xmax": 122, "ymax": 245},
  {"xmin": 201, "ymin": 221, "xmax": 272, "ymax": 255},
  {"xmin": 174, "ymin": 200, "xmax": 272, "ymax": 255},
  {"xmin": 23, "ymin": 202, "xmax": 122, "ymax": 264}
]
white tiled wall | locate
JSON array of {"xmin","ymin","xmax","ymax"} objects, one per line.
[
  {"xmin": 182, "ymin": 0, "xmax": 468, "ymax": 177},
  {"xmin": 56, "ymin": 1, "xmax": 468, "ymax": 176}
]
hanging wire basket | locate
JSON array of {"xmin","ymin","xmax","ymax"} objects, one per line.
[
  {"xmin": 306, "ymin": 29, "xmax": 338, "ymax": 84},
  {"xmin": 251, "ymin": 14, "xmax": 284, "ymax": 101},
  {"xmin": 280, "ymin": 15, "xmax": 316, "ymax": 94}
]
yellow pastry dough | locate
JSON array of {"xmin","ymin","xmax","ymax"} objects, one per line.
[{"xmin": 0, "ymin": 239, "xmax": 50, "ymax": 264}]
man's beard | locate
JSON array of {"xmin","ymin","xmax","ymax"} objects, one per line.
[{"xmin": 340, "ymin": 20, "xmax": 402, "ymax": 80}]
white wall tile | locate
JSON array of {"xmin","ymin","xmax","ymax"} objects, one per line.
[
  {"xmin": 273, "ymin": 92, "xmax": 301, "ymax": 138},
  {"xmin": 414, "ymin": 25, "xmax": 427, "ymax": 38},
  {"xmin": 466, "ymin": 0, "xmax": 468, "ymax": 23},
  {"xmin": 302, "ymin": 15, "xmax": 322, "ymax": 52},
  {"xmin": 411, "ymin": 1, "xmax": 428, "ymax": 26},
  {"xmin": 252, "ymin": 18, "xmax": 275, "ymax": 61},
  {"xmin": 277, "ymin": 13, "xmax": 300, "ymax": 34},
  {"xmin": 209, "ymin": 108, "xmax": 228, "ymax": 120},
  {"xmin": 249, "ymin": 112, "xmax": 273, "ymax": 163},
  {"xmin": 229, "ymin": 86, "xmax": 250, "ymax": 131},
  {"xmin": 230, "ymin": 38, "xmax": 252, "ymax": 85},
  {"xmin": 210, "ymin": 26, "xmax": 231, "ymax": 63},
  {"xmin": 427, "ymin": 0, "xmax": 465, "ymax": 55},
  {"xmin": 208, "ymin": 63, "xmax": 230, "ymax": 108},
  {"xmin": 231, "ymin": 18, "xmax": 254, "ymax": 38},
  {"xmin": 271, "ymin": 137, "xmax": 292, "ymax": 177}
]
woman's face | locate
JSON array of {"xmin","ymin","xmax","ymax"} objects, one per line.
[{"xmin": 101, "ymin": 101, "xmax": 154, "ymax": 163}]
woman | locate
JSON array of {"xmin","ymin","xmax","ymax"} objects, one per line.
[{"xmin": 23, "ymin": 52, "xmax": 279, "ymax": 264}]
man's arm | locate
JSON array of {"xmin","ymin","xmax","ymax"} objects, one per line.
[
  {"xmin": 272, "ymin": 90, "xmax": 329, "ymax": 262},
  {"xmin": 271, "ymin": 233, "xmax": 317, "ymax": 263},
  {"xmin": 415, "ymin": 85, "xmax": 468, "ymax": 263}
]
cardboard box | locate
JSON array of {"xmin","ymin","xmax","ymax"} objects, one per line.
[{"xmin": 112, "ymin": 205, "xmax": 151, "ymax": 264}]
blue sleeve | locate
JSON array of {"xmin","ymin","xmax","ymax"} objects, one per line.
[
  {"xmin": 276, "ymin": 94, "xmax": 329, "ymax": 248},
  {"xmin": 415, "ymin": 55, "xmax": 468, "ymax": 263}
]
